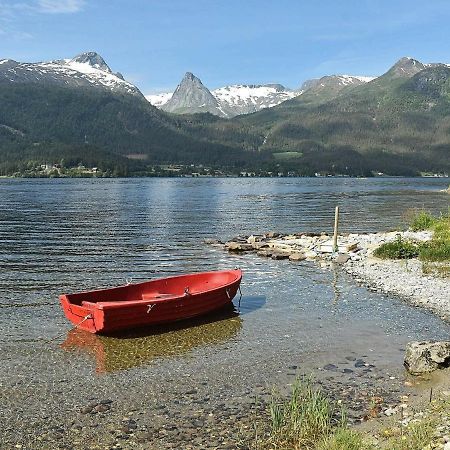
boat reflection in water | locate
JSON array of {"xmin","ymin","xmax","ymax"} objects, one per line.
[{"xmin": 62, "ymin": 304, "xmax": 243, "ymax": 373}]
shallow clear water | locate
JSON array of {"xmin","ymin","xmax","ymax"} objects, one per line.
[{"xmin": 0, "ymin": 176, "xmax": 449, "ymax": 348}]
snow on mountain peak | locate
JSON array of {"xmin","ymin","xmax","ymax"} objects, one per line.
[
  {"xmin": 337, "ymin": 75, "xmax": 375, "ymax": 85},
  {"xmin": 146, "ymin": 81, "xmax": 299, "ymax": 117},
  {"xmin": 213, "ymin": 84, "xmax": 297, "ymax": 111},
  {"xmin": 69, "ymin": 51, "xmax": 112, "ymax": 73},
  {"xmin": 0, "ymin": 52, "xmax": 144, "ymax": 98}
]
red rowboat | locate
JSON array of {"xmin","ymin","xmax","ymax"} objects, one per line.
[{"xmin": 60, "ymin": 269, "xmax": 242, "ymax": 334}]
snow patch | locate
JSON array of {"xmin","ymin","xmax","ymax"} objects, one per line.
[
  {"xmin": 338, "ymin": 75, "xmax": 375, "ymax": 85},
  {"xmin": 145, "ymin": 92, "xmax": 173, "ymax": 106},
  {"xmin": 212, "ymin": 84, "xmax": 298, "ymax": 113}
]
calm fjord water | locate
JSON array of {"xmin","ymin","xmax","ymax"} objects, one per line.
[
  {"xmin": 0, "ymin": 176, "xmax": 449, "ymax": 345},
  {"xmin": 1, "ymin": 177, "xmax": 450, "ymax": 447}
]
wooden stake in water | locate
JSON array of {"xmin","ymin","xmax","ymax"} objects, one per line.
[{"xmin": 333, "ymin": 206, "xmax": 339, "ymax": 253}]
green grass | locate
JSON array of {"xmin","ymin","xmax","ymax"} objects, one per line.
[
  {"xmin": 416, "ymin": 211, "xmax": 450, "ymax": 263},
  {"xmin": 373, "ymin": 235, "xmax": 420, "ymax": 259},
  {"xmin": 316, "ymin": 428, "xmax": 371, "ymax": 450},
  {"xmin": 253, "ymin": 378, "xmax": 450, "ymax": 450},
  {"xmin": 262, "ymin": 377, "xmax": 358, "ymax": 450},
  {"xmin": 409, "ymin": 211, "xmax": 437, "ymax": 231},
  {"xmin": 419, "ymin": 239, "xmax": 450, "ymax": 262},
  {"xmin": 373, "ymin": 211, "xmax": 450, "ymax": 266},
  {"xmin": 269, "ymin": 377, "xmax": 334, "ymax": 447},
  {"xmin": 383, "ymin": 420, "xmax": 436, "ymax": 450}
]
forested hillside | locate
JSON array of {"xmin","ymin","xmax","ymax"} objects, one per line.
[{"xmin": 0, "ymin": 83, "xmax": 251, "ymax": 175}]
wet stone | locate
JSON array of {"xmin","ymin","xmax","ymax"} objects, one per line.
[
  {"xmin": 324, "ymin": 364, "xmax": 338, "ymax": 371},
  {"xmin": 94, "ymin": 404, "xmax": 111, "ymax": 413}
]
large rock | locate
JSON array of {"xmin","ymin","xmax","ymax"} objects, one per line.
[
  {"xmin": 289, "ymin": 252, "xmax": 307, "ymax": 261},
  {"xmin": 225, "ymin": 242, "xmax": 254, "ymax": 252},
  {"xmin": 271, "ymin": 251, "xmax": 291, "ymax": 260},
  {"xmin": 404, "ymin": 341, "xmax": 450, "ymax": 374},
  {"xmin": 334, "ymin": 253, "xmax": 351, "ymax": 264}
]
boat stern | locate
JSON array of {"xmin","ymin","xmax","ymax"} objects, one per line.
[{"xmin": 60, "ymin": 294, "xmax": 103, "ymax": 333}]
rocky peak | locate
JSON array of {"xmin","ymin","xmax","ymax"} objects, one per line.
[
  {"xmin": 182, "ymin": 72, "xmax": 197, "ymax": 81},
  {"xmin": 264, "ymin": 83, "xmax": 288, "ymax": 92},
  {"xmin": 70, "ymin": 52, "xmax": 112, "ymax": 73},
  {"xmin": 300, "ymin": 78, "xmax": 320, "ymax": 91},
  {"xmin": 162, "ymin": 72, "xmax": 219, "ymax": 114},
  {"xmin": 302, "ymin": 75, "xmax": 367, "ymax": 92},
  {"xmin": 385, "ymin": 57, "xmax": 425, "ymax": 78}
]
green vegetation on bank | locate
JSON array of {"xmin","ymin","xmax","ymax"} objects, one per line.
[
  {"xmin": 373, "ymin": 210, "xmax": 450, "ymax": 276},
  {"xmin": 373, "ymin": 236, "xmax": 421, "ymax": 259},
  {"xmin": 257, "ymin": 377, "xmax": 368, "ymax": 450},
  {"xmin": 254, "ymin": 378, "xmax": 450, "ymax": 449}
]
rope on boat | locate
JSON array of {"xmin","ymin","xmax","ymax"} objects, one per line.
[
  {"xmin": 73, "ymin": 313, "xmax": 93, "ymax": 329},
  {"xmin": 49, "ymin": 313, "xmax": 93, "ymax": 342},
  {"xmin": 238, "ymin": 285, "xmax": 242, "ymax": 312}
]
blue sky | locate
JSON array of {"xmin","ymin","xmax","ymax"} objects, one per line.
[{"xmin": 1, "ymin": 0, "xmax": 450, "ymax": 94}]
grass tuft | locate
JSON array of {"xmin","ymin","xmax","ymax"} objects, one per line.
[
  {"xmin": 419, "ymin": 239, "xmax": 450, "ymax": 262},
  {"xmin": 316, "ymin": 427, "xmax": 371, "ymax": 450},
  {"xmin": 373, "ymin": 211, "xmax": 449, "ymax": 268},
  {"xmin": 409, "ymin": 210, "xmax": 437, "ymax": 231},
  {"xmin": 266, "ymin": 377, "xmax": 348, "ymax": 449},
  {"xmin": 373, "ymin": 235, "xmax": 420, "ymax": 260}
]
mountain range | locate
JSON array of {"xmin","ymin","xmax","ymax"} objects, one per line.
[
  {"xmin": 0, "ymin": 52, "xmax": 449, "ymax": 177},
  {"xmin": 146, "ymin": 72, "xmax": 374, "ymax": 118}
]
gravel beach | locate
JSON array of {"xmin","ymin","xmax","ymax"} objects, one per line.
[
  {"xmin": 222, "ymin": 229, "xmax": 449, "ymax": 319},
  {"xmin": 342, "ymin": 231, "xmax": 450, "ymax": 319}
]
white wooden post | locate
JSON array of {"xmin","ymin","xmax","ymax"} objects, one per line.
[{"xmin": 333, "ymin": 206, "xmax": 339, "ymax": 253}]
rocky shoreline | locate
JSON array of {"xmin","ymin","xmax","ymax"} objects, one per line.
[{"xmin": 213, "ymin": 229, "xmax": 449, "ymax": 319}]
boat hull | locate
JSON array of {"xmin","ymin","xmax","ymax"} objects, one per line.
[{"xmin": 60, "ymin": 269, "xmax": 242, "ymax": 334}]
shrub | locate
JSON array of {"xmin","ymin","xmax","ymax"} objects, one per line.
[
  {"xmin": 433, "ymin": 216, "xmax": 450, "ymax": 241},
  {"xmin": 373, "ymin": 236, "xmax": 420, "ymax": 259},
  {"xmin": 410, "ymin": 211, "xmax": 437, "ymax": 231},
  {"xmin": 419, "ymin": 240, "xmax": 450, "ymax": 262}
]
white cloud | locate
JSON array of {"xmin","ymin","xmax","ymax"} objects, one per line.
[{"xmin": 37, "ymin": 0, "xmax": 85, "ymax": 14}]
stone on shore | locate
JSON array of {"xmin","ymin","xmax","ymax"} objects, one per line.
[
  {"xmin": 289, "ymin": 252, "xmax": 307, "ymax": 261},
  {"xmin": 304, "ymin": 250, "xmax": 318, "ymax": 259},
  {"xmin": 271, "ymin": 251, "xmax": 291, "ymax": 260},
  {"xmin": 404, "ymin": 341, "xmax": 450, "ymax": 375},
  {"xmin": 335, "ymin": 253, "xmax": 351, "ymax": 264},
  {"xmin": 319, "ymin": 240, "xmax": 358, "ymax": 253},
  {"xmin": 225, "ymin": 242, "xmax": 254, "ymax": 252}
]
